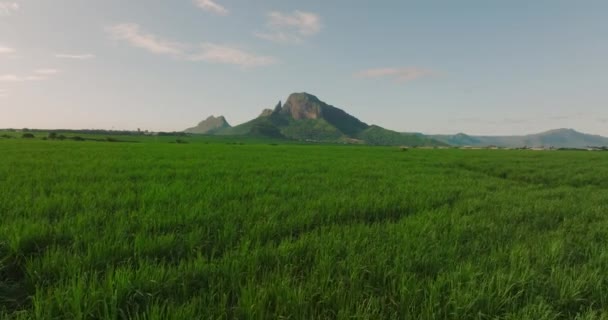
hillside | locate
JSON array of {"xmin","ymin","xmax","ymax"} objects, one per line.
[
  {"xmin": 279, "ymin": 93, "xmax": 368, "ymax": 136},
  {"xmin": 358, "ymin": 126, "xmax": 445, "ymax": 147},
  {"xmin": 431, "ymin": 128, "xmax": 608, "ymax": 148},
  {"xmin": 191, "ymin": 93, "xmax": 446, "ymax": 146},
  {"xmin": 185, "ymin": 116, "xmax": 231, "ymax": 134}
]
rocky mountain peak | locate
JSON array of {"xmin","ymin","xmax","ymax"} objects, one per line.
[
  {"xmin": 184, "ymin": 115, "xmax": 231, "ymax": 134},
  {"xmin": 209, "ymin": 115, "xmax": 226, "ymax": 121},
  {"xmin": 281, "ymin": 92, "xmax": 324, "ymax": 120},
  {"xmin": 259, "ymin": 101, "xmax": 283, "ymax": 118},
  {"xmin": 259, "ymin": 109, "xmax": 274, "ymax": 117},
  {"xmin": 273, "ymin": 101, "xmax": 282, "ymax": 113}
]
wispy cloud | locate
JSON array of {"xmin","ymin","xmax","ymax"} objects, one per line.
[
  {"xmin": 55, "ymin": 53, "xmax": 96, "ymax": 60},
  {"xmin": 0, "ymin": 74, "xmax": 41, "ymax": 82},
  {"xmin": 35, "ymin": 68, "xmax": 61, "ymax": 75},
  {"xmin": 189, "ymin": 43, "xmax": 277, "ymax": 67},
  {"xmin": 356, "ymin": 67, "xmax": 436, "ymax": 83},
  {"xmin": 268, "ymin": 11, "xmax": 322, "ymax": 36},
  {"xmin": 107, "ymin": 23, "xmax": 277, "ymax": 68},
  {"xmin": 0, "ymin": 2, "xmax": 19, "ymax": 16},
  {"xmin": 253, "ymin": 32, "xmax": 302, "ymax": 45},
  {"xmin": 0, "ymin": 69, "xmax": 61, "ymax": 82},
  {"xmin": 193, "ymin": 0, "xmax": 228, "ymax": 16},
  {"xmin": 255, "ymin": 10, "xmax": 322, "ymax": 44},
  {"xmin": 0, "ymin": 45, "xmax": 15, "ymax": 54},
  {"xmin": 0, "ymin": 74, "xmax": 23, "ymax": 82},
  {"xmin": 107, "ymin": 23, "xmax": 183, "ymax": 56}
]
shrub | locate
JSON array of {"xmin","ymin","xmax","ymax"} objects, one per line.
[{"xmin": 22, "ymin": 133, "xmax": 35, "ymax": 139}]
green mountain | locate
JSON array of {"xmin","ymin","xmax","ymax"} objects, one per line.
[
  {"xmin": 279, "ymin": 93, "xmax": 368, "ymax": 136},
  {"xmin": 185, "ymin": 115, "xmax": 231, "ymax": 134},
  {"xmin": 190, "ymin": 93, "xmax": 446, "ymax": 146},
  {"xmin": 358, "ymin": 126, "xmax": 446, "ymax": 147},
  {"xmin": 431, "ymin": 129, "xmax": 608, "ymax": 148}
]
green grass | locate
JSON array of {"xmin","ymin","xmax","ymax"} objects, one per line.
[{"xmin": 1, "ymin": 136, "xmax": 608, "ymax": 319}]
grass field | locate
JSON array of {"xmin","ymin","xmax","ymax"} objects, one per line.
[{"xmin": 2, "ymin": 135, "xmax": 608, "ymax": 319}]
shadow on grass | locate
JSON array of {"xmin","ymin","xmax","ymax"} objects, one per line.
[{"xmin": 0, "ymin": 242, "xmax": 34, "ymax": 314}]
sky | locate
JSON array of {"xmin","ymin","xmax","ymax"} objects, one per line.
[{"xmin": 1, "ymin": 0, "xmax": 607, "ymax": 135}]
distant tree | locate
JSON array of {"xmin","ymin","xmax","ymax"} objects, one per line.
[
  {"xmin": 22, "ymin": 133, "xmax": 35, "ymax": 139},
  {"xmin": 48, "ymin": 132, "xmax": 58, "ymax": 140}
]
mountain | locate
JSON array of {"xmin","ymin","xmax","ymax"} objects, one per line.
[
  {"xmin": 185, "ymin": 116, "xmax": 231, "ymax": 134},
  {"xmin": 189, "ymin": 93, "xmax": 446, "ymax": 146},
  {"xmin": 279, "ymin": 93, "xmax": 369, "ymax": 136},
  {"xmin": 358, "ymin": 126, "xmax": 445, "ymax": 146},
  {"xmin": 433, "ymin": 133, "xmax": 483, "ymax": 146},
  {"xmin": 431, "ymin": 128, "xmax": 608, "ymax": 148}
]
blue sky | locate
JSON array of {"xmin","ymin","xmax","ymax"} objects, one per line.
[{"xmin": 1, "ymin": 0, "xmax": 607, "ymax": 135}]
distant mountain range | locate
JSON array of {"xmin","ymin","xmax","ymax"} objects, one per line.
[
  {"xmin": 185, "ymin": 93, "xmax": 446, "ymax": 146},
  {"xmin": 430, "ymin": 129, "xmax": 608, "ymax": 148},
  {"xmin": 185, "ymin": 92, "xmax": 608, "ymax": 148}
]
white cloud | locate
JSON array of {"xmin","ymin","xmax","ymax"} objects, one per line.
[
  {"xmin": 194, "ymin": 0, "xmax": 228, "ymax": 16},
  {"xmin": 268, "ymin": 11, "xmax": 321, "ymax": 36},
  {"xmin": 0, "ymin": 45, "xmax": 15, "ymax": 54},
  {"xmin": 55, "ymin": 53, "xmax": 96, "ymax": 60},
  {"xmin": 106, "ymin": 23, "xmax": 183, "ymax": 55},
  {"xmin": 189, "ymin": 43, "xmax": 277, "ymax": 67},
  {"xmin": 35, "ymin": 68, "xmax": 60, "ymax": 75},
  {"xmin": 253, "ymin": 31, "xmax": 302, "ymax": 45},
  {"xmin": 0, "ymin": 74, "xmax": 45, "ymax": 82},
  {"xmin": 356, "ymin": 67, "xmax": 436, "ymax": 83},
  {"xmin": 107, "ymin": 23, "xmax": 277, "ymax": 68},
  {"xmin": 0, "ymin": 74, "xmax": 21, "ymax": 82},
  {"xmin": 255, "ymin": 10, "xmax": 321, "ymax": 44},
  {"xmin": 24, "ymin": 75, "xmax": 47, "ymax": 81},
  {"xmin": 0, "ymin": 74, "xmax": 30, "ymax": 82},
  {"xmin": 0, "ymin": 2, "xmax": 19, "ymax": 16},
  {"xmin": 0, "ymin": 69, "xmax": 61, "ymax": 82}
]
